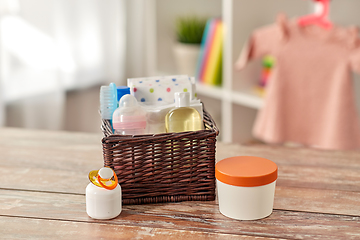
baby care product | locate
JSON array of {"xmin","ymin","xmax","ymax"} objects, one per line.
[
  {"xmin": 117, "ymin": 86, "xmax": 130, "ymax": 102},
  {"xmin": 216, "ymin": 156, "xmax": 278, "ymax": 220},
  {"xmin": 86, "ymin": 167, "xmax": 122, "ymax": 220},
  {"xmin": 112, "ymin": 94, "xmax": 146, "ymax": 135},
  {"xmin": 165, "ymin": 92, "xmax": 203, "ymax": 133},
  {"xmin": 127, "ymin": 75, "xmax": 197, "ymax": 105},
  {"xmin": 143, "ymin": 99, "xmax": 203, "ymax": 134},
  {"xmin": 100, "ymin": 83, "xmax": 117, "ymax": 120}
]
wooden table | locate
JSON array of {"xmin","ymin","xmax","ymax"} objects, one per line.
[{"xmin": 1, "ymin": 128, "xmax": 360, "ymax": 239}]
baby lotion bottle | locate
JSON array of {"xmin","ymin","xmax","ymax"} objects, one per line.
[
  {"xmin": 112, "ymin": 94, "xmax": 147, "ymax": 135},
  {"xmin": 165, "ymin": 92, "xmax": 203, "ymax": 133}
]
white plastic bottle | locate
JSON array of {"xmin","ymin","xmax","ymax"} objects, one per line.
[
  {"xmin": 86, "ymin": 167, "xmax": 122, "ymax": 220},
  {"xmin": 112, "ymin": 94, "xmax": 147, "ymax": 135},
  {"xmin": 165, "ymin": 92, "xmax": 203, "ymax": 133}
]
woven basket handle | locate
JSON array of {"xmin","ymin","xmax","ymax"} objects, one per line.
[{"xmin": 202, "ymin": 104, "xmax": 219, "ymax": 136}]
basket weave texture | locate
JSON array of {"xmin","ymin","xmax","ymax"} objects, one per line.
[{"xmin": 101, "ymin": 106, "xmax": 219, "ymax": 205}]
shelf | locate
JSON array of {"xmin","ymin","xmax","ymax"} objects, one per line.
[
  {"xmin": 231, "ymin": 89, "xmax": 264, "ymax": 109},
  {"xmin": 196, "ymin": 82, "xmax": 263, "ymax": 109},
  {"xmin": 196, "ymin": 82, "xmax": 223, "ymax": 100},
  {"xmin": 148, "ymin": 0, "xmax": 263, "ymax": 144}
]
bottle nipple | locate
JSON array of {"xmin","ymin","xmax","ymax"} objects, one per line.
[
  {"xmin": 89, "ymin": 167, "xmax": 118, "ymax": 190},
  {"xmin": 119, "ymin": 94, "xmax": 138, "ymax": 108}
]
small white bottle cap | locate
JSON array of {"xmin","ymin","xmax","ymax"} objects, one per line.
[
  {"xmin": 98, "ymin": 167, "xmax": 114, "ymax": 179},
  {"xmin": 175, "ymin": 92, "xmax": 190, "ymax": 108}
]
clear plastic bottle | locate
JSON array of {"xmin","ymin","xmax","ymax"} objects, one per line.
[
  {"xmin": 112, "ymin": 94, "xmax": 147, "ymax": 135},
  {"xmin": 165, "ymin": 92, "xmax": 203, "ymax": 133}
]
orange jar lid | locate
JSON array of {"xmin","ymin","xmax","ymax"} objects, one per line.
[{"xmin": 215, "ymin": 156, "xmax": 278, "ymax": 187}]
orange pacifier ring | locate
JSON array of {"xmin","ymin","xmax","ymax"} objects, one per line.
[
  {"xmin": 97, "ymin": 172, "xmax": 118, "ymax": 190},
  {"xmin": 89, "ymin": 167, "xmax": 118, "ymax": 190}
]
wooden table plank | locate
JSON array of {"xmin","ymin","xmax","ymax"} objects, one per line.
[
  {"xmin": 2, "ymin": 131, "xmax": 360, "ymax": 194},
  {"xmin": 3, "ymin": 160, "xmax": 360, "ymax": 194},
  {"xmin": 216, "ymin": 142, "xmax": 360, "ymax": 169},
  {"xmin": 0, "ymin": 128, "xmax": 360, "ymax": 172},
  {"xmin": 2, "ymin": 158, "xmax": 360, "ymax": 194},
  {"xmin": 274, "ymin": 186, "xmax": 360, "ymax": 216},
  {"xmin": 2, "ymin": 127, "xmax": 360, "ymax": 172},
  {"xmin": 0, "ymin": 128, "xmax": 103, "ymax": 171},
  {"xmin": 1, "ymin": 189, "xmax": 359, "ymax": 239},
  {"xmin": 0, "ymin": 165, "xmax": 89, "ymax": 194},
  {"xmin": 1, "ymin": 216, "xmax": 273, "ymax": 240},
  {"xmin": 277, "ymin": 164, "xmax": 360, "ymax": 192},
  {"xmin": 0, "ymin": 127, "xmax": 103, "ymax": 146},
  {"xmin": 3, "ymin": 128, "xmax": 360, "ymax": 171},
  {"xmin": 1, "ymin": 181, "xmax": 360, "ymax": 218},
  {"xmin": 2, "ymin": 128, "xmax": 360, "ymax": 239}
]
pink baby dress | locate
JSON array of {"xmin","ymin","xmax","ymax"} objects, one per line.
[{"xmin": 236, "ymin": 14, "xmax": 360, "ymax": 150}]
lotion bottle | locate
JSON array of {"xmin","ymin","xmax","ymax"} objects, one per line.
[{"xmin": 165, "ymin": 92, "xmax": 203, "ymax": 133}]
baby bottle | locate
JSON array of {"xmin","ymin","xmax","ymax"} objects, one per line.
[
  {"xmin": 112, "ymin": 94, "xmax": 147, "ymax": 135},
  {"xmin": 86, "ymin": 167, "xmax": 122, "ymax": 220}
]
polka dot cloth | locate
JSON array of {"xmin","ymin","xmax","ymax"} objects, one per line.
[{"xmin": 128, "ymin": 75, "xmax": 196, "ymax": 105}]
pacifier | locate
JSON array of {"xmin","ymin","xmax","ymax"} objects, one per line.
[
  {"xmin": 89, "ymin": 167, "xmax": 118, "ymax": 190},
  {"xmin": 86, "ymin": 166, "xmax": 122, "ymax": 219}
]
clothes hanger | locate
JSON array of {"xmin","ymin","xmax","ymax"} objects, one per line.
[{"xmin": 298, "ymin": 0, "xmax": 332, "ymax": 29}]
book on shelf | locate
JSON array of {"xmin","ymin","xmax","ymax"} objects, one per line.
[
  {"xmin": 196, "ymin": 18, "xmax": 223, "ymax": 87},
  {"xmin": 196, "ymin": 18, "xmax": 215, "ymax": 82}
]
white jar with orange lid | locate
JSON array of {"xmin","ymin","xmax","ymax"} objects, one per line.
[{"xmin": 215, "ymin": 156, "xmax": 278, "ymax": 220}]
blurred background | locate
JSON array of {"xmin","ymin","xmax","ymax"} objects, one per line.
[{"xmin": 1, "ymin": 0, "xmax": 360, "ymax": 146}]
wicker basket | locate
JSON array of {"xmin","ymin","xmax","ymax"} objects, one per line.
[{"xmin": 101, "ymin": 105, "xmax": 219, "ymax": 205}]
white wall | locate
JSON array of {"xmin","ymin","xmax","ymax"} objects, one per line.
[{"xmin": 2, "ymin": 0, "xmax": 126, "ymax": 130}]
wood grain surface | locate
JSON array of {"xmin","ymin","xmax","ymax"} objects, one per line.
[{"xmin": 1, "ymin": 127, "xmax": 360, "ymax": 239}]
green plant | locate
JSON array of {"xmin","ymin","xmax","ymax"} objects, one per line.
[{"xmin": 175, "ymin": 16, "xmax": 207, "ymax": 44}]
